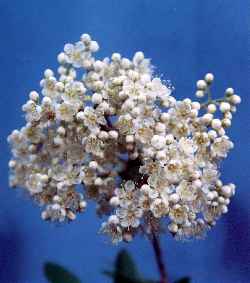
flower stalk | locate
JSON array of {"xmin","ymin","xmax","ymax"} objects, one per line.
[{"xmin": 150, "ymin": 232, "xmax": 169, "ymax": 283}]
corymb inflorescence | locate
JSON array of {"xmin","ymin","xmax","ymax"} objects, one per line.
[{"xmin": 8, "ymin": 34, "xmax": 241, "ymax": 243}]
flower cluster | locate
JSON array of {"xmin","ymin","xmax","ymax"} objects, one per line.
[{"xmin": 8, "ymin": 34, "xmax": 241, "ymax": 242}]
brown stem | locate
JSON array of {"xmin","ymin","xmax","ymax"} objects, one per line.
[
  {"xmin": 150, "ymin": 231, "xmax": 169, "ymax": 283},
  {"xmin": 118, "ymin": 156, "xmax": 168, "ymax": 282}
]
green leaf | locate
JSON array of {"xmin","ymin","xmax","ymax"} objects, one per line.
[
  {"xmin": 114, "ymin": 249, "xmax": 139, "ymax": 280},
  {"xmin": 44, "ymin": 262, "xmax": 81, "ymax": 283},
  {"xmin": 103, "ymin": 250, "xmax": 159, "ymax": 283},
  {"xmin": 103, "ymin": 272, "xmax": 157, "ymax": 283},
  {"xmin": 174, "ymin": 277, "xmax": 191, "ymax": 283}
]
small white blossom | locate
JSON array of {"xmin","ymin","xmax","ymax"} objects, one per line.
[
  {"xmin": 211, "ymin": 136, "xmax": 233, "ymax": 158},
  {"xmin": 117, "ymin": 206, "xmax": 143, "ymax": 228},
  {"xmin": 62, "ymin": 81, "xmax": 86, "ymax": 105},
  {"xmin": 82, "ymin": 106, "xmax": 106, "ymax": 133},
  {"xmin": 176, "ymin": 180, "xmax": 196, "ymax": 202},
  {"xmin": 150, "ymin": 198, "xmax": 169, "ymax": 218},
  {"xmin": 55, "ymin": 102, "xmax": 77, "ymax": 122}
]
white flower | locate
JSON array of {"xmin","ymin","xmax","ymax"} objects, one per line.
[
  {"xmin": 164, "ymin": 159, "xmax": 182, "ymax": 184},
  {"xmin": 41, "ymin": 76, "xmax": 58, "ymax": 98},
  {"xmin": 55, "ymin": 102, "xmax": 77, "ymax": 122},
  {"xmin": 151, "ymin": 135, "xmax": 166, "ymax": 150},
  {"xmin": 194, "ymin": 132, "xmax": 210, "ymax": 148},
  {"xmin": 176, "ymin": 180, "xmax": 196, "ymax": 202},
  {"xmin": 115, "ymin": 180, "xmax": 138, "ymax": 208},
  {"xmin": 64, "ymin": 42, "xmax": 86, "ymax": 68},
  {"xmin": 84, "ymin": 134, "xmax": 104, "ymax": 156},
  {"xmin": 50, "ymin": 164, "xmax": 83, "ymax": 186},
  {"xmin": 169, "ymin": 204, "xmax": 188, "ymax": 224},
  {"xmin": 82, "ymin": 106, "xmax": 106, "ymax": 133},
  {"xmin": 172, "ymin": 122, "xmax": 190, "ymax": 139},
  {"xmin": 23, "ymin": 101, "xmax": 42, "ymax": 122},
  {"xmin": 116, "ymin": 115, "xmax": 134, "ymax": 135},
  {"xmin": 202, "ymin": 167, "xmax": 218, "ymax": 185},
  {"xmin": 62, "ymin": 81, "xmax": 86, "ymax": 105},
  {"xmin": 149, "ymin": 77, "xmax": 171, "ymax": 99},
  {"xmin": 117, "ymin": 205, "xmax": 143, "ymax": 228},
  {"xmin": 26, "ymin": 174, "xmax": 44, "ymax": 194},
  {"xmin": 150, "ymin": 198, "xmax": 169, "ymax": 218},
  {"xmin": 138, "ymin": 194, "xmax": 151, "ymax": 211},
  {"xmin": 175, "ymin": 101, "xmax": 192, "ymax": 119},
  {"xmin": 42, "ymin": 204, "xmax": 66, "ymax": 222},
  {"xmin": 140, "ymin": 184, "xmax": 159, "ymax": 199},
  {"xmin": 134, "ymin": 121, "xmax": 154, "ymax": 144},
  {"xmin": 211, "ymin": 136, "xmax": 233, "ymax": 158},
  {"xmin": 100, "ymin": 218, "xmax": 123, "ymax": 244},
  {"xmin": 179, "ymin": 137, "xmax": 197, "ymax": 156},
  {"xmin": 122, "ymin": 79, "xmax": 144, "ymax": 98}
]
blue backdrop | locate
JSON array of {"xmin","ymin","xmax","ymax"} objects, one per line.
[{"xmin": 0, "ymin": 1, "xmax": 249, "ymax": 283}]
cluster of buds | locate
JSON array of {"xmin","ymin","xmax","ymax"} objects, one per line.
[{"xmin": 8, "ymin": 34, "xmax": 241, "ymax": 243}]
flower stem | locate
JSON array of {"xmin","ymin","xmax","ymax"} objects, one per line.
[{"xmin": 150, "ymin": 231, "xmax": 169, "ymax": 283}]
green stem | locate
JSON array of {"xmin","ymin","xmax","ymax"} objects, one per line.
[
  {"xmin": 200, "ymin": 85, "xmax": 228, "ymax": 109},
  {"xmin": 206, "ymin": 86, "xmax": 212, "ymax": 102},
  {"xmin": 200, "ymin": 97, "xmax": 226, "ymax": 109}
]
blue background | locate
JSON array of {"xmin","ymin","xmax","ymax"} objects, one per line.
[{"xmin": 0, "ymin": 1, "xmax": 249, "ymax": 282}]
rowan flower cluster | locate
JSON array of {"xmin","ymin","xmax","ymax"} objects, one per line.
[{"xmin": 8, "ymin": 34, "xmax": 241, "ymax": 243}]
